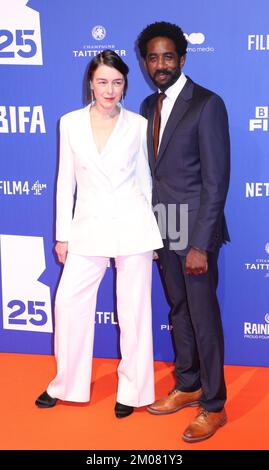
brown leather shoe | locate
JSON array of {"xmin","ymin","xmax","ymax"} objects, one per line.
[
  {"xmin": 147, "ymin": 388, "xmax": 202, "ymax": 415},
  {"xmin": 182, "ymin": 407, "xmax": 227, "ymax": 442}
]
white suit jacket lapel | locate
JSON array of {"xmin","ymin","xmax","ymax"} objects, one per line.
[
  {"xmin": 101, "ymin": 107, "xmax": 129, "ymax": 173},
  {"xmin": 76, "ymin": 104, "xmax": 130, "ymax": 181},
  {"xmin": 79, "ymin": 104, "xmax": 109, "ymax": 176}
]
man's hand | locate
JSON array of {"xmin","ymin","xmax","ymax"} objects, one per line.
[
  {"xmin": 55, "ymin": 241, "xmax": 68, "ymax": 264},
  {"xmin": 185, "ymin": 247, "xmax": 208, "ymax": 276}
]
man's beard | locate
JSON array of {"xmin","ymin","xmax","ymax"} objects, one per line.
[{"xmin": 152, "ymin": 68, "xmax": 181, "ymax": 91}]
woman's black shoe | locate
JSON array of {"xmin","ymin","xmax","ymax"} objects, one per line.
[
  {"xmin": 35, "ymin": 391, "xmax": 58, "ymax": 408},
  {"xmin": 115, "ymin": 401, "xmax": 134, "ymax": 418}
]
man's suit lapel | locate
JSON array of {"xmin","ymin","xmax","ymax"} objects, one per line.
[{"xmin": 155, "ymin": 78, "xmax": 194, "ymax": 170}]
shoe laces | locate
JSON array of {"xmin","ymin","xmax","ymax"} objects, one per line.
[
  {"xmin": 168, "ymin": 389, "xmax": 179, "ymax": 396},
  {"xmin": 198, "ymin": 408, "xmax": 209, "ymax": 418}
]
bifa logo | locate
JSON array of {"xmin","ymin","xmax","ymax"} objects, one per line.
[
  {"xmin": 0, "ymin": 0, "xmax": 43, "ymax": 65},
  {"xmin": 0, "ymin": 106, "xmax": 46, "ymax": 133},
  {"xmin": 0, "ymin": 235, "xmax": 52, "ymax": 332},
  {"xmin": 249, "ymin": 106, "xmax": 268, "ymax": 131}
]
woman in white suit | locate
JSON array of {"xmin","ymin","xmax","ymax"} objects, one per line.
[{"xmin": 35, "ymin": 50, "xmax": 163, "ymax": 418}]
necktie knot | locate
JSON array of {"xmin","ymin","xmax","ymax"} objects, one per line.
[
  {"xmin": 158, "ymin": 92, "xmax": 166, "ymax": 106},
  {"xmin": 153, "ymin": 92, "xmax": 166, "ymax": 160}
]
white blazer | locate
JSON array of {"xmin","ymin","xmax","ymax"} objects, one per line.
[{"xmin": 56, "ymin": 104, "xmax": 163, "ymax": 257}]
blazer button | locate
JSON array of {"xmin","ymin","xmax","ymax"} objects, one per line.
[{"xmin": 155, "ymin": 176, "xmax": 161, "ymax": 182}]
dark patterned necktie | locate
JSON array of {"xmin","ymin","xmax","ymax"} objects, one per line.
[{"xmin": 153, "ymin": 92, "xmax": 166, "ymax": 160}]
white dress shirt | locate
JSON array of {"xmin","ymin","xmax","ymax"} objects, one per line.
[{"xmin": 159, "ymin": 72, "xmax": 187, "ymax": 144}]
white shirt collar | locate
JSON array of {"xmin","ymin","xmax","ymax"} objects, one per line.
[{"xmin": 159, "ymin": 72, "xmax": 187, "ymax": 102}]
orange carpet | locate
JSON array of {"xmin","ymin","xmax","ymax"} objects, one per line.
[{"xmin": 0, "ymin": 353, "xmax": 268, "ymax": 450}]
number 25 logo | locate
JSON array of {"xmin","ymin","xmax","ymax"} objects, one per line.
[
  {"xmin": 0, "ymin": 29, "xmax": 37, "ymax": 58},
  {"xmin": 8, "ymin": 300, "xmax": 47, "ymax": 326}
]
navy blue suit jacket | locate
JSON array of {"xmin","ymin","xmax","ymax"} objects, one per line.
[{"xmin": 141, "ymin": 77, "xmax": 230, "ymax": 255}]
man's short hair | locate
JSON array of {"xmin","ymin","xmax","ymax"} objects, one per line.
[{"xmin": 137, "ymin": 21, "xmax": 188, "ymax": 59}]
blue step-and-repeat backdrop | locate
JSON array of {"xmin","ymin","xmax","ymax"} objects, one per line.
[{"xmin": 1, "ymin": 0, "xmax": 269, "ymax": 366}]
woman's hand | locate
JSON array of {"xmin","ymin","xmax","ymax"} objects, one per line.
[{"xmin": 55, "ymin": 241, "xmax": 68, "ymax": 264}]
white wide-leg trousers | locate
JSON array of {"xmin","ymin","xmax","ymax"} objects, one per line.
[{"xmin": 47, "ymin": 251, "xmax": 155, "ymax": 407}]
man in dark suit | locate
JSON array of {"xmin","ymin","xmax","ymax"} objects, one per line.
[{"xmin": 137, "ymin": 22, "xmax": 230, "ymax": 443}]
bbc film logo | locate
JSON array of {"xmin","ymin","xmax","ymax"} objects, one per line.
[
  {"xmin": 72, "ymin": 24, "xmax": 126, "ymax": 59},
  {"xmin": 184, "ymin": 32, "xmax": 215, "ymax": 53},
  {"xmin": 249, "ymin": 106, "xmax": 268, "ymax": 132}
]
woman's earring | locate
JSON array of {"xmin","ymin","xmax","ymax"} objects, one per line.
[
  {"xmin": 90, "ymin": 89, "xmax": 94, "ymax": 102},
  {"xmin": 121, "ymin": 93, "xmax": 124, "ymax": 107}
]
